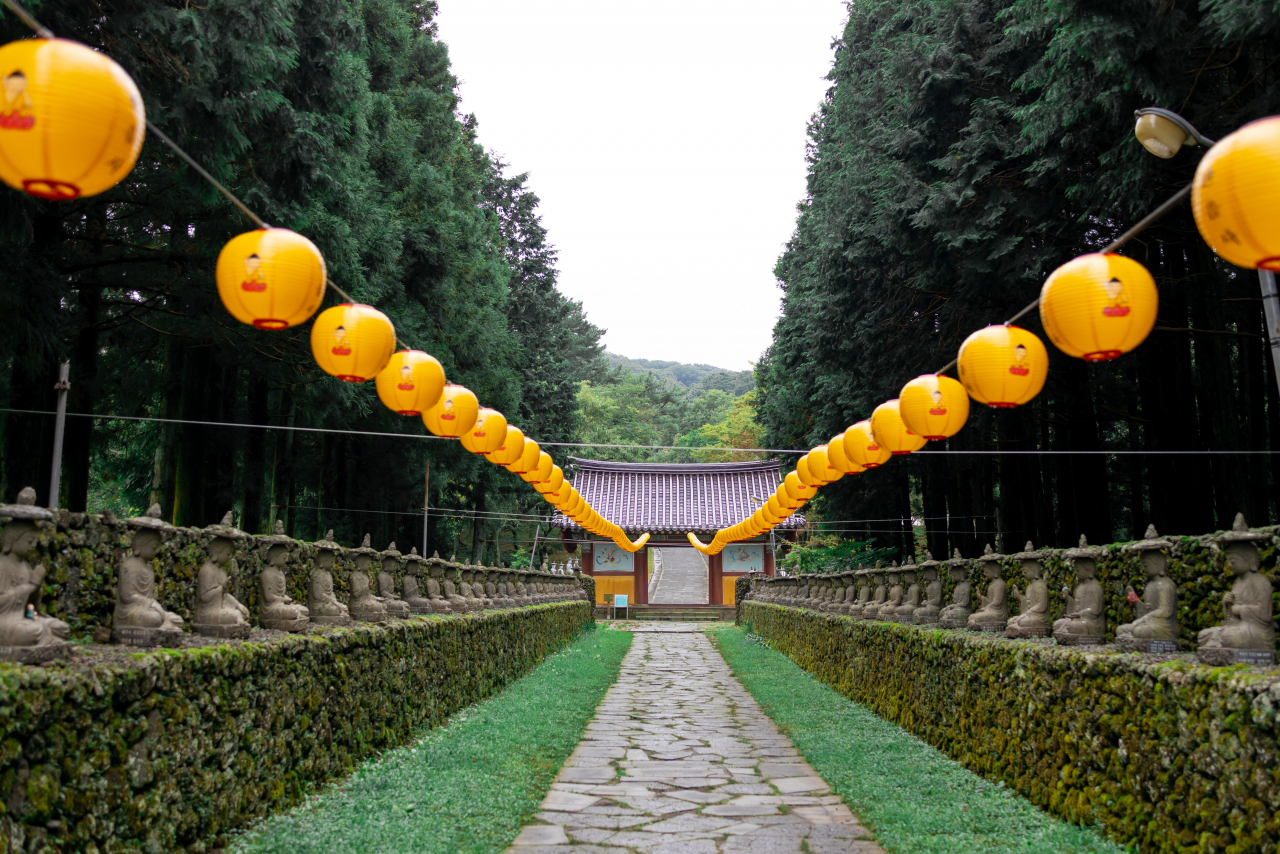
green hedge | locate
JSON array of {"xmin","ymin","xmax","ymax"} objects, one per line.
[
  {"xmin": 740, "ymin": 602, "xmax": 1280, "ymax": 853},
  {"xmin": 15, "ymin": 512, "xmax": 567, "ymax": 639},
  {"xmin": 0, "ymin": 602, "xmax": 592, "ymax": 853}
]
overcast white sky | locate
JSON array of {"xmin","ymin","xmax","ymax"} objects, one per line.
[{"xmin": 435, "ymin": 1, "xmax": 848, "ymax": 372}]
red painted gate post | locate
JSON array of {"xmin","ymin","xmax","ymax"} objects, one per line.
[
  {"xmin": 709, "ymin": 552, "xmax": 723, "ymax": 606},
  {"xmin": 633, "ymin": 545, "xmax": 649, "ymax": 605}
]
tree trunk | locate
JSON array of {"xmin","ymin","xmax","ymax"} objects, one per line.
[
  {"xmin": 64, "ymin": 285, "xmax": 100, "ymax": 511},
  {"xmin": 149, "ymin": 338, "xmax": 184, "ymax": 518},
  {"xmin": 241, "ymin": 377, "xmax": 269, "ymax": 534}
]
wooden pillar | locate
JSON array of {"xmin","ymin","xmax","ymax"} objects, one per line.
[
  {"xmin": 763, "ymin": 543, "xmax": 775, "ymax": 577},
  {"xmin": 633, "ymin": 545, "xmax": 649, "ymax": 605},
  {"xmin": 581, "ymin": 542, "xmax": 594, "ymax": 576},
  {"xmin": 708, "ymin": 552, "xmax": 723, "ymax": 605}
]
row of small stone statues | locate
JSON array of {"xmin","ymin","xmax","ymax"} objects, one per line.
[
  {"xmin": 0, "ymin": 489, "xmax": 585, "ymax": 661},
  {"xmin": 749, "ymin": 515, "xmax": 1276, "ymax": 667}
]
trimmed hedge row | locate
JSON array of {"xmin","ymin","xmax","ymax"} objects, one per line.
[
  {"xmin": 13, "ymin": 511, "xmax": 570, "ymax": 639},
  {"xmin": 0, "ymin": 602, "xmax": 592, "ymax": 853},
  {"xmin": 740, "ymin": 602, "xmax": 1280, "ymax": 854}
]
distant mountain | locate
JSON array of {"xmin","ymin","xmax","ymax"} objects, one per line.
[{"xmin": 606, "ymin": 353, "xmax": 754, "ymax": 397}]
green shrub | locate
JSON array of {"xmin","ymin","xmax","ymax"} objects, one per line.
[{"xmin": 740, "ymin": 602, "xmax": 1280, "ymax": 853}]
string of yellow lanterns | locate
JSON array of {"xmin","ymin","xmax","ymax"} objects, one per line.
[
  {"xmin": 0, "ymin": 21, "xmax": 649, "ymax": 552},
  {"xmin": 2, "ymin": 16, "xmax": 1275, "ymax": 558}
]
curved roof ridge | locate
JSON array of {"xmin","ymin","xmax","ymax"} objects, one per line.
[{"xmin": 567, "ymin": 457, "xmax": 782, "ymax": 474}]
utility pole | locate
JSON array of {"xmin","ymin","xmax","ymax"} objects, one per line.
[
  {"xmin": 422, "ymin": 460, "xmax": 430, "ymax": 558},
  {"xmin": 1260, "ymin": 270, "xmax": 1280, "ymax": 398},
  {"xmin": 47, "ymin": 361, "xmax": 69, "ymax": 510}
]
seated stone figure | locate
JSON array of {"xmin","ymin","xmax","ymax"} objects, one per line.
[
  {"xmin": 308, "ymin": 531, "xmax": 352, "ymax": 626},
  {"xmin": 1197, "ymin": 514, "xmax": 1276, "ymax": 666},
  {"xmin": 114, "ymin": 504, "xmax": 184, "ymax": 646},
  {"xmin": 461, "ymin": 567, "xmax": 487, "ymax": 610},
  {"xmin": 895, "ymin": 564, "xmax": 920, "ymax": 621},
  {"xmin": 1053, "ymin": 535, "xmax": 1105, "ymax": 645},
  {"xmin": 879, "ymin": 566, "xmax": 903, "ymax": 620},
  {"xmin": 862, "ymin": 566, "xmax": 888, "ymax": 619},
  {"xmin": 376, "ymin": 542, "xmax": 411, "ymax": 618},
  {"xmin": 444, "ymin": 561, "xmax": 474, "ymax": 612},
  {"xmin": 0, "ymin": 487, "xmax": 71, "ymax": 661},
  {"xmin": 259, "ymin": 521, "xmax": 310, "ymax": 631},
  {"xmin": 914, "ymin": 553, "xmax": 943, "ymax": 623},
  {"xmin": 482, "ymin": 567, "xmax": 503, "ymax": 606},
  {"xmin": 1115, "ymin": 525, "xmax": 1179, "ymax": 652},
  {"xmin": 846, "ymin": 567, "xmax": 871, "ymax": 617},
  {"xmin": 424, "ymin": 554, "xmax": 452, "ymax": 613},
  {"xmin": 939, "ymin": 550, "xmax": 972, "ymax": 629},
  {"xmin": 195, "ymin": 513, "xmax": 252, "ymax": 638},
  {"xmin": 349, "ymin": 535, "xmax": 389, "ymax": 622},
  {"xmin": 402, "ymin": 548, "xmax": 433, "ymax": 614},
  {"xmin": 1006, "ymin": 542, "xmax": 1052, "ymax": 638},
  {"xmin": 967, "ymin": 545, "xmax": 1009, "ymax": 632}
]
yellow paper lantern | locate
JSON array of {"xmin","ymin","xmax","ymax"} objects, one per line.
[
  {"xmin": 422, "ymin": 384, "xmax": 479, "ymax": 437},
  {"xmin": 506, "ymin": 440, "xmax": 541, "ymax": 474},
  {"xmin": 535, "ymin": 465, "xmax": 565, "ymax": 495},
  {"xmin": 899, "ymin": 375, "xmax": 969, "ymax": 440},
  {"xmin": 460, "ymin": 408, "xmax": 508, "ymax": 455},
  {"xmin": 826, "ymin": 433, "xmax": 865, "ymax": 475},
  {"xmin": 957, "ymin": 325, "xmax": 1048, "ymax": 408},
  {"xmin": 375, "ymin": 350, "xmax": 446, "ymax": 416},
  {"xmin": 795, "ymin": 454, "xmax": 823, "ymax": 487},
  {"xmin": 870, "ymin": 400, "xmax": 927, "ymax": 456},
  {"xmin": 1191, "ymin": 116, "xmax": 1280, "ymax": 270},
  {"xmin": 545, "ymin": 481, "xmax": 573, "ymax": 506},
  {"xmin": 216, "ymin": 229, "xmax": 326, "ymax": 331},
  {"xmin": 842, "ymin": 420, "xmax": 890, "ymax": 469},
  {"xmin": 521, "ymin": 452, "xmax": 554, "ymax": 484},
  {"xmin": 1039, "ymin": 253, "xmax": 1159, "ymax": 361},
  {"xmin": 310, "ymin": 304, "xmax": 396, "ymax": 383},
  {"xmin": 484, "ymin": 426, "xmax": 526, "ymax": 466},
  {"xmin": 784, "ymin": 471, "xmax": 818, "ymax": 503},
  {"xmin": 807, "ymin": 445, "xmax": 844, "ymax": 483},
  {"xmin": 0, "ymin": 39, "xmax": 144, "ymax": 200},
  {"xmin": 765, "ymin": 495, "xmax": 790, "ymax": 519},
  {"xmin": 775, "ymin": 485, "xmax": 800, "ymax": 511}
]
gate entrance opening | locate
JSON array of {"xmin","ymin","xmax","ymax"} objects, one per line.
[{"xmin": 648, "ymin": 547, "xmax": 708, "ymax": 605}]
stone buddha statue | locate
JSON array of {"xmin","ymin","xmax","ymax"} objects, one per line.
[
  {"xmin": 895, "ymin": 564, "xmax": 921, "ymax": 621},
  {"xmin": 402, "ymin": 548, "xmax": 433, "ymax": 614},
  {"xmin": 483, "ymin": 567, "xmax": 501, "ymax": 606},
  {"xmin": 913, "ymin": 553, "xmax": 942, "ymax": 623},
  {"xmin": 846, "ymin": 568, "xmax": 870, "ymax": 617},
  {"xmin": 863, "ymin": 565, "xmax": 888, "ymax": 618},
  {"xmin": 836, "ymin": 573, "xmax": 855, "ymax": 614},
  {"xmin": 967, "ymin": 545, "xmax": 1009, "ymax": 632},
  {"xmin": 460, "ymin": 566, "xmax": 487, "ymax": 610},
  {"xmin": 1197, "ymin": 514, "xmax": 1276, "ymax": 666},
  {"xmin": 424, "ymin": 554, "xmax": 452, "ymax": 613},
  {"xmin": 497, "ymin": 570, "xmax": 516, "ymax": 607},
  {"xmin": 1006, "ymin": 542, "xmax": 1052, "ymax": 638},
  {"xmin": 1053, "ymin": 536, "xmax": 1105, "ymax": 645},
  {"xmin": 114, "ymin": 504, "xmax": 184, "ymax": 646},
  {"xmin": 513, "ymin": 569, "xmax": 531, "ymax": 605},
  {"xmin": 259, "ymin": 521, "xmax": 310, "ymax": 631},
  {"xmin": 1115, "ymin": 525, "xmax": 1179, "ymax": 652},
  {"xmin": 939, "ymin": 550, "xmax": 972, "ymax": 629},
  {"xmin": 349, "ymin": 535, "xmax": 388, "ymax": 622},
  {"xmin": 195, "ymin": 513, "xmax": 252, "ymax": 638},
  {"xmin": 308, "ymin": 531, "xmax": 352, "ymax": 625},
  {"xmin": 0, "ymin": 488, "xmax": 71, "ymax": 661},
  {"xmin": 376, "ymin": 542, "xmax": 411, "ymax": 618},
  {"xmin": 443, "ymin": 561, "xmax": 474, "ymax": 612},
  {"xmin": 881, "ymin": 565, "xmax": 903, "ymax": 620}
]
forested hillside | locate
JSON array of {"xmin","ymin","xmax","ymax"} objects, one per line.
[
  {"xmin": 760, "ymin": 0, "xmax": 1280, "ymax": 559},
  {"xmin": 606, "ymin": 353, "xmax": 754, "ymax": 397},
  {"xmin": 0, "ymin": 0, "xmax": 602, "ymax": 562}
]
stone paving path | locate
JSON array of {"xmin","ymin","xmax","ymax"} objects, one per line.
[
  {"xmin": 649, "ymin": 548, "xmax": 709, "ymax": 605},
  {"xmin": 505, "ymin": 631, "xmax": 885, "ymax": 854}
]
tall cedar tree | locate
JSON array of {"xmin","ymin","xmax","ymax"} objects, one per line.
[{"xmin": 759, "ymin": 0, "xmax": 1280, "ymax": 558}]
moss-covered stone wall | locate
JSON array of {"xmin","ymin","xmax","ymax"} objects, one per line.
[
  {"xmin": 740, "ymin": 602, "xmax": 1280, "ymax": 853},
  {"xmin": 10, "ymin": 511, "xmax": 564, "ymax": 639},
  {"xmin": 0, "ymin": 602, "xmax": 592, "ymax": 852}
]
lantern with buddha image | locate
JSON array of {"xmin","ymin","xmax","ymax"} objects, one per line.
[
  {"xmin": 217, "ymin": 229, "xmax": 326, "ymax": 331},
  {"xmin": 422, "ymin": 384, "xmax": 479, "ymax": 437},
  {"xmin": 956, "ymin": 325, "xmax": 1048, "ymax": 409},
  {"xmin": 310, "ymin": 304, "xmax": 396, "ymax": 383},
  {"xmin": 870, "ymin": 400, "xmax": 927, "ymax": 456},
  {"xmin": 1039, "ymin": 254, "xmax": 1158, "ymax": 361},
  {"xmin": 375, "ymin": 350, "xmax": 445, "ymax": 416},
  {"xmin": 899, "ymin": 375, "xmax": 969, "ymax": 440},
  {"xmin": 460, "ymin": 408, "xmax": 508, "ymax": 455}
]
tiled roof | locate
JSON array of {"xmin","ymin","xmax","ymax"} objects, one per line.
[{"xmin": 550, "ymin": 458, "xmax": 807, "ymax": 534}]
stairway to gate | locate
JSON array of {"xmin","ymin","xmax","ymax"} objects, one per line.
[{"xmin": 649, "ymin": 547, "xmax": 708, "ymax": 605}]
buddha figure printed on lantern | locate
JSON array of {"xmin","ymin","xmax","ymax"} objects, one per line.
[
  {"xmin": 309, "ymin": 530, "xmax": 352, "ymax": 626},
  {"xmin": 0, "ymin": 488, "xmax": 71, "ymax": 662},
  {"xmin": 1114, "ymin": 525, "xmax": 1180, "ymax": 652},
  {"xmin": 114, "ymin": 504, "xmax": 184, "ymax": 647},
  {"xmin": 1196, "ymin": 514, "xmax": 1276, "ymax": 666}
]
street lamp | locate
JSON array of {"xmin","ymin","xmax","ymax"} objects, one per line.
[{"xmin": 1134, "ymin": 107, "xmax": 1280, "ymax": 397}]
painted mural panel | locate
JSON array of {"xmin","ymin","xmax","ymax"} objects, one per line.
[
  {"xmin": 592, "ymin": 542, "xmax": 631, "ymax": 572},
  {"xmin": 723, "ymin": 543, "xmax": 763, "ymax": 574}
]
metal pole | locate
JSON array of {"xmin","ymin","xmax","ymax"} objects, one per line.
[
  {"xmin": 1259, "ymin": 270, "xmax": 1280, "ymax": 399},
  {"xmin": 529, "ymin": 523, "xmax": 540, "ymax": 569},
  {"xmin": 422, "ymin": 460, "xmax": 430, "ymax": 557},
  {"xmin": 47, "ymin": 361, "xmax": 69, "ymax": 510}
]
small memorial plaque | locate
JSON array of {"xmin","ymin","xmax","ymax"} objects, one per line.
[
  {"xmin": 1234, "ymin": 649, "xmax": 1276, "ymax": 666},
  {"xmin": 1146, "ymin": 640, "xmax": 1179, "ymax": 654}
]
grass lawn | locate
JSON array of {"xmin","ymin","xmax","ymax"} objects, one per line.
[
  {"xmin": 708, "ymin": 626, "xmax": 1129, "ymax": 854},
  {"xmin": 232, "ymin": 628, "xmax": 632, "ymax": 854}
]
